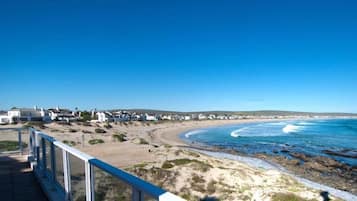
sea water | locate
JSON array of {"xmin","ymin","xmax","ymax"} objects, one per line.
[{"xmin": 181, "ymin": 118, "xmax": 357, "ymax": 166}]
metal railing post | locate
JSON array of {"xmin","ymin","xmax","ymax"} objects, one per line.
[
  {"xmin": 35, "ymin": 132, "xmax": 40, "ymax": 169},
  {"xmin": 85, "ymin": 161, "xmax": 95, "ymax": 201},
  {"xmin": 63, "ymin": 150, "xmax": 72, "ymax": 201},
  {"xmin": 41, "ymin": 138, "xmax": 46, "ymax": 176},
  {"xmin": 50, "ymin": 142, "xmax": 57, "ymax": 183},
  {"xmin": 18, "ymin": 129, "xmax": 23, "ymax": 155},
  {"xmin": 132, "ymin": 187, "xmax": 143, "ymax": 201},
  {"xmin": 29, "ymin": 130, "xmax": 33, "ymax": 156}
]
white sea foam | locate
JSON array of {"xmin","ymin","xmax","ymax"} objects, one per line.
[
  {"xmin": 266, "ymin": 122, "xmax": 287, "ymax": 126},
  {"xmin": 230, "ymin": 127, "xmax": 249, "ymax": 137},
  {"xmin": 297, "ymin": 122, "xmax": 315, "ymax": 125},
  {"xmin": 282, "ymin": 124, "xmax": 302, "ymax": 133},
  {"xmin": 184, "ymin": 130, "xmax": 206, "ymax": 138}
]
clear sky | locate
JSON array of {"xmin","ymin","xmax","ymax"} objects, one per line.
[{"xmin": 1, "ymin": 0, "xmax": 356, "ymax": 112}]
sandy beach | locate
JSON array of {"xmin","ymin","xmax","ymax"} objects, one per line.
[{"xmin": 3, "ymin": 119, "xmax": 353, "ymax": 201}]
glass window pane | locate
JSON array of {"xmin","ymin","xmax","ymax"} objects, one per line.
[
  {"xmin": 69, "ymin": 153, "xmax": 86, "ymax": 201},
  {"xmin": 94, "ymin": 166, "xmax": 132, "ymax": 201}
]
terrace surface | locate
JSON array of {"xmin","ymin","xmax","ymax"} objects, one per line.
[{"xmin": 0, "ymin": 154, "xmax": 48, "ymax": 201}]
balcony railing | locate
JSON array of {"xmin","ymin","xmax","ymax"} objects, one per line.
[{"xmin": 1, "ymin": 127, "xmax": 184, "ymax": 201}]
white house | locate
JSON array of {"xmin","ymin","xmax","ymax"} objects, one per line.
[
  {"xmin": 48, "ymin": 107, "xmax": 77, "ymax": 121},
  {"xmin": 7, "ymin": 107, "xmax": 51, "ymax": 123},
  {"xmin": 143, "ymin": 114, "xmax": 157, "ymax": 121},
  {"xmin": 161, "ymin": 115, "xmax": 172, "ymax": 120},
  {"xmin": 0, "ymin": 114, "xmax": 10, "ymax": 125},
  {"xmin": 97, "ymin": 112, "xmax": 114, "ymax": 122},
  {"xmin": 184, "ymin": 115, "xmax": 191, "ymax": 121},
  {"xmin": 198, "ymin": 114, "xmax": 208, "ymax": 120}
]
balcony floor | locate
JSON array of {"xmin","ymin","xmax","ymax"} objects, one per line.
[{"xmin": 0, "ymin": 154, "xmax": 48, "ymax": 201}]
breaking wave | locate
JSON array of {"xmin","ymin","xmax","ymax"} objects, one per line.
[
  {"xmin": 230, "ymin": 127, "xmax": 249, "ymax": 137},
  {"xmin": 184, "ymin": 130, "xmax": 207, "ymax": 138},
  {"xmin": 282, "ymin": 124, "xmax": 302, "ymax": 133}
]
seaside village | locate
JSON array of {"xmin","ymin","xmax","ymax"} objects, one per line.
[{"xmin": 0, "ymin": 106, "xmax": 291, "ymax": 125}]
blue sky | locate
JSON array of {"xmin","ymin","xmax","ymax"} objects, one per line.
[{"xmin": 1, "ymin": 0, "xmax": 357, "ymax": 112}]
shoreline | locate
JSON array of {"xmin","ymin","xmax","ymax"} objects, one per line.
[{"xmin": 150, "ymin": 118, "xmax": 357, "ymax": 199}]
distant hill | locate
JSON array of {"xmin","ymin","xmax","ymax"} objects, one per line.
[{"xmin": 109, "ymin": 109, "xmax": 357, "ymax": 116}]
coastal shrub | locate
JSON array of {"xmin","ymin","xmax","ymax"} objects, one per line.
[
  {"xmin": 0, "ymin": 141, "xmax": 28, "ymax": 152},
  {"xmin": 207, "ymin": 180, "xmax": 217, "ymax": 194},
  {"xmin": 88, "ymin": 139, "xmax": 104, "ymax": 145},
  {"xmin": 170, "ymin": 158, "xmax": 192, "ymax": 165},
  {"xmin": 68, "ymin": 128, "xmax": 78, "ymax": 133},
  {"xmin": 82, "ymin": 130, "xmax": 92, "ymax": 134},
  {"xmin": 188, "ymin": 151, "xmax": 200, "ymax": 158},
  {"xmin": 112, "ymin": 133, "xmax": 127, "ymax": 142},
  {"xmin": 139, "ymin": 138, "xmax": 149, "ymax": 145},
  {"xmin": 63, "ymin": 140, "xmax": 76, "ymax": 146},
  {"xmin": 192, "ymin": 174, "xmax": 205, "ymax": 183},
  {"xmin": 164, "ymin": 144, "xmax": 172, "ymax": 148},
  {"xmin": 103, "ymin": 123, "xmax": 112, "ymax": 129},
  {"xmin": 162, "ymin": 161, "xmax": 174, "ymax": 169},
  {"xmin": 191, "ymin": 183, "xmax": 206, "ymax": 193},
  {"xmin": 94, "ymin": 128, "xmax": 106, "ymax": 133},
  {"xmin": 271, "ymin": 193, "xmax": 311, "ymax": 201}
]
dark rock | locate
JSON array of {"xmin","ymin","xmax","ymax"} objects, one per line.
[
  {"xmin": 322, "ymin": 149, "xmax": 357, "ymax": 159},
  {"xmin": 289, "ymin": 152, "xmax": 311, "ymax": 162}
]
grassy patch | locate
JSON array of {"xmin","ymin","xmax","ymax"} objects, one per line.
[
  {"xmin": 133, "ymin": 163, "xmax": 148, "ymax": 168},
  {"xmin": 0, "ymin": 141, "xmax": 28, "ymax": 152},
  {"xmin": 82, "ymin": 130, "xmax": 92, "ymax": 134},
  {"xmin": 63, "ymin": 140, "xmax": 76, "ymax": 146},
  {"xmin": 22, "ymin": 121, "xmax": 46, "ymax": 129},
  {"xmin": 162, "ymin": 161, "xmax": 175, "ymax": 169},
  {"xmin": 164, "ymin": 144, "xmax": 172, "ymax": 148},
  {"xmin": 139, "ymin": 138, "xmax": 149, "ymax": 144},
  {"xmin": 160, "ymin": 158, "xmax": 212, "ymax": 172},
  {"xmin": 271, "ymin": 193, "xmax": 313, "ymax": 201},
  {"xmin": 103, "ymin": 123, "xmax": 112, "ymax": 129},
  {"xmin": 112, "ymin": 133, "xmax": 127, "ymax": 142},
  {"xmin": 94, "ymin": 128, "xmax": 106, "ymax": 133},
  {"xmin": 207, "ymin": 180, "xmax": 217, "ymax": 194},
  {"xmin": 88, "ymin": 139, "xmax": 104, "ymax": 145},
  {"xmin": 192, "ymin": 173, "xmax": 205, "ymax": 183}
]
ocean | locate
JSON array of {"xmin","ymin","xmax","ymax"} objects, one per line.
[{"xmin": 181, "ymin": 118, "xmax": 357, "ymax": 166}]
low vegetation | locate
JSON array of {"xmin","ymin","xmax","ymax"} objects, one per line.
[
  {"xmin": 161, "ymin": 158, "xmax": 212, "ymax": 172},
  {"xmin": 271, "ymin": 193, "xmax": 317, "ymax": 201},
  {"xmin": 68, "ymin": 128, "xmax": 78, "ymax": 133},
  {"xmin": 112, "ymin": 133, "xmax": 127, "ymax": 142},
  {"xmin": 103, "ymin": 123, "xmax": 112, "ymax": 129},
  {"xmin": 22, "ymin": 121, "xmax": 46, "ymax": 129},
  {"xmin": 63, "ymin": 140, "xmax": 76, "ymax": 146},
  {"xmin": 0, "ymin": 141, "xmax": 27, "ymax": 152},
  {"xmin": 94, "ymin": 128, "xmax": 106, "ymax": 133},
  {"xmin": 81, "ymin": 130, "xmax": 92, "ymax": 134},
  {"xmin": 88, "ymin": 139, "xmax": 104, "ymax": 145},
  {"xmin": 138, "ymin": 138, "xmax": 149, "ymax": 145}
]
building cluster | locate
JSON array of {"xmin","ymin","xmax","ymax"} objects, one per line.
[{"xmin": 0, "ymin": 106, "xmax": 298, "ymax": 125}]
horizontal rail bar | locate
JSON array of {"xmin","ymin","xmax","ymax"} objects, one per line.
[
  {"xmin": 53, "ymin": 141, "xmax": 94, "ymax": 162},
  {"xmin": 0, "ymin": 127, "xmax": 22, "ymax": 131},
  {"xmin": 90, "ymin": 158, "xmax": 166, "ymax": 198},
  {"xmin": 37, "ymin": 132, "xmax": 56, "ymax": 142}
]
